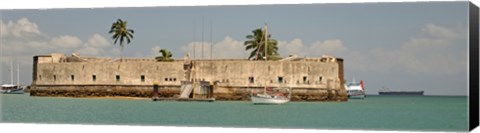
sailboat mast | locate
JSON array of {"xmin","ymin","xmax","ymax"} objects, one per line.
[
  {"xmin": 17, "ymin": 62, "xmax": 19, "ymax": 86},
  {"xmin": 10, "ymin": 59, "xmax": 13, "ymax": 85}
]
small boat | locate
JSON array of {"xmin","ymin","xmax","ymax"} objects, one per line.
[
  {"xmin": 251, "ymin": 87, "xmax": 291, "ymax": 105},
  {"xmin": 345, "ymin": 79, "xmax": 366, "ymax": 99},
  {"xmin": 1, "ymin": 84, "xmax": 24, "ymax": 94},
  {"xmin": 1, "ymin": 58, "xmax": 24, "ymax": 94}
]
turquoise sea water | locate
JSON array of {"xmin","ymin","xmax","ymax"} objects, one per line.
[{"xmin": 0, "ymin": 94, "xmax": 468, "ymax": 131}]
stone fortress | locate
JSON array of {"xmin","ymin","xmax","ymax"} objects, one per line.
[{"xmin": 30, "ymin": 53, "xmax": 347, "ymax": 101}]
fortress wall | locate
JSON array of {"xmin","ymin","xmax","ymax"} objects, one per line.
[
  {"xmin": 191, "ymin": 60, "xmax": 342, "ymax": 90},
  {"xmin": 30, "ymin": 54, "xmax": 347, "ymax": 101},
  {"xmin": 35, "ymin": 61, "xmax": 184, "ymax": 86}
]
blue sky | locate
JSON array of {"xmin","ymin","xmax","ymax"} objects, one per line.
[{"xmin": 0, "ymin": 2, "xmax": 471, "ymax": 95}]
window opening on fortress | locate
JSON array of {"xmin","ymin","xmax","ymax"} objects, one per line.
[
  {"xmin": 141, "ymin": 75, "xmax": 145, "ymax": 82},
  {"xmin": 53, "ymin": 75, "xmax": 56, "ymax": 81},
  {"xmin": 303, "ymin": 76, "xmax": 308, "ymax": 84},
  {"xmin": 39, "ymin": 75, "xmax": 42, "ymax": 81},
  {"xmin": 173, "ymin": 78, "xmax": 176, "ymax": 81},
  {"xmin": 92, "ymin": 75, "xmax": 96, "ymax": 82},
  {"xmin": 165, "ymin": 78, "xmax": 168, "ymax": 81},
  {"xmin": 319, "ymin": 76, "xmax": 323, "ymax": 83},
  {"xmin": 116, "ymin": 75, "xmax": 120, "ymax": 82},
  {"xmin": 248, "ymin": 77, "xmax": 254, "ymax": 84},
  {"xmin": 71, "ymin": 75, "xmax": 75, "ymax": 81},
  {"xmin": 278, "ymin": 77, "xmax": 283, "ymax": 84}
]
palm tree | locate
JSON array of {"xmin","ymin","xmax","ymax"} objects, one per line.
[
  {"xmin": 244, "ymin": 26, "xmax": 280, "ymax": 60},
  {"xmin": 108, "ymin": 19, "xmax": 134, "ymax": 59},
  {"xmin": 155, "ymin": 49, "xmax": 174, "ymax": 62}
]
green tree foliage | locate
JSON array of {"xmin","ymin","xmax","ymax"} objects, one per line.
[
  {"xmin": 108, "ymin": 19, "xmax": 134, "ymax": 58},
  {"xmin": 244, "ymin": 27, "xmax": 281, "ymax": 60},
  {"xmin": 156, "ymin": 49, "xmax": 174, "ymax": 62}
]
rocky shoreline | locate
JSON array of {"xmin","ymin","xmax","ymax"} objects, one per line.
[{"xmin": 29, "ymin": 86, "xmax": 347, "ymax": 102}]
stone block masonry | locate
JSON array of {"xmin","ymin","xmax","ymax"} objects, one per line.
[{"xmin": 30, "ymin": 53, "xmax": 347, "ymax": 101}]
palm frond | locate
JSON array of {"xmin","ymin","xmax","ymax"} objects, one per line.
[{"xmin": 243, "ymin": 26, "xmax": 280, "ymax": 60}]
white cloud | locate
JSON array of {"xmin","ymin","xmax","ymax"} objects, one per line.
[
  {"xmin": 421, "ymin": 23, "xmax": 459, "ymax": 39},
  {"xmin": 73, "ymin": 33, "xmax": 119, "ymax": 57},
  {"xmin": 310, "ymin": 39, "xmax": 346, "ymax": 56},
  {"xmin": 278, "ymin": 38, "xmax": 305, "ymax": 56},
  {"xmin": 50, "ymin": 35, "xmax": 82, "ymax": 49},
  {"xmin": 181, "ymin": 36, "xmax": 348, "ymax": 60},
  {"xmin": 110, "ymin": 48, "xmax": 121, "ymax": 57},
  {"xmin": 2, "ymin": 18, "xmax": 41, "ymax": 38},
  {"xmin": 0, "ymin": 19, "xmax": 8, "ymax": 37},
  {"xmin": 150, "ymin": 45, "xmax": 162, "ymax": 57},
  {"xmin": 272, "ymin": 24, "xmax": 466, "ymax": 75},
  {"xmin": 87, "ymin": 33, "xmax": 110, "ymax": 48},
  {"xmin": 75, "ymin": 47, "xmax": 104, "ymax": 57},
  {"xmin": 213, "ymin": 36, "xmax": 247, "ymax": 59},
  {"xmin": 0, "ymin": 17, "xmax": 118, "ymax": 66},
  {"xmin": 277, "ymin": 38, "xmax": 367, "ymax": 73},
  {"xmin": 277, "ymin": 38, "xmax": 347, "ymax": 58},
  {"xmin": 181, "ymin": 36, "xmax": 248, "ymax": 59},
  {"xmin": 366, "ymin": 24, "xmax": 467, "ymax": 75}
]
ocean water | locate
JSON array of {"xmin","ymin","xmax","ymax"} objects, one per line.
[{"xmin": 0, "ymin": 94, "xmax": 468, "ymax": 131}]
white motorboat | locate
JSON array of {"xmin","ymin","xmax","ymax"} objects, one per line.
[
  {"xmin": 345, "ymin": 79, "xmax": 365, "ymax": 99},
  {"xmin": 1, "ymin": 84, "xmax": 24, "ymax": 94}
]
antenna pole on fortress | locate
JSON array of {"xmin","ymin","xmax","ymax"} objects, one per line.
[
  {"xmin": 193, "ymin": 20, "xmax": 196, "ymax": 59},
  {"xmin": 264, "ymin": 23, "xmax": 268, "ymax": 61}
]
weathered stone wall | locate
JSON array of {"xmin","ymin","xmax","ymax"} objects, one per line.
[
  {"xmin": 192, "ymin": 60, "xmax": 342, "ymax": 89},
  {"xmin": 30, "ymin": 54, "xmax": 346, "ymax": 101},
  {"xmin": 34, "ymin": 61, "xmax": 184, "ymax": 86}
]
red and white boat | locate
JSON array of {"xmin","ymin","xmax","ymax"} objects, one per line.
[{"xmin": 345, "ymin": 79, "xmax": 366, "ymax": 99}]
